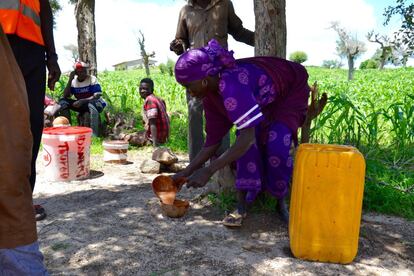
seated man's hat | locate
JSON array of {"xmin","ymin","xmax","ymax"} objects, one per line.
[{"xmin": 74, "ymin": 61, "xmax": 90, "ymax": 70}]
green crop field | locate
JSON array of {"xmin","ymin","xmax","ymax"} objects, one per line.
[{"xmin": 48, "ymin": 66, "xmax": 414, "ymax": 219}]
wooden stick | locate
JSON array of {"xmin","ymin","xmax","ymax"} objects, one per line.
[{"xmin": 301, "ymin": 82, "xmax": 328, "ymax": 144}]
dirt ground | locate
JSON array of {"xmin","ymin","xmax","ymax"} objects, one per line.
[{"xmin": 33, "ymin": 148, "xmax": 414, "ymax": 276}]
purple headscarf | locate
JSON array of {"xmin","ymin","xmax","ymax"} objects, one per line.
[{"xmin": 175, "ymin": 39, "xmax": 236, "ymax": 84}]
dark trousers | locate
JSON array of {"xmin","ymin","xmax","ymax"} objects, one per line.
[
  {"xmin": 7, "ymin": 35, "xmax": 46, "ymax": 192},
  {"xmin": 58, "ymin": 98, "xmax": 104, "ymax": 113},
  {"xmin": 186, "ymin": 91, "xmax": 230, "ymax": 161}
]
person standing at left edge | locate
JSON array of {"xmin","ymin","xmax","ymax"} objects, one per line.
[
  {"xmin": 0, "ymin": 0, "xmax": 61, "ymax": 221},
  {"xmin": 0, "ymin": 24, "xmax": 49, "ymax": 275}
]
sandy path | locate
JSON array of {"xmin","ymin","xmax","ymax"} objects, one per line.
[{"xmin": 33, "ymin": 149, "xmax": 414, "ymax": 275}]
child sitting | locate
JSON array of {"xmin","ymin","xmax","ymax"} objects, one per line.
[{"xmin": 139, "ymin": 78, "xmax": 170, "ymax": 147}]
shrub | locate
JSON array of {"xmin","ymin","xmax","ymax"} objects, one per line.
[
  {"xmin": 289, "ymin": 51, "xmax": 308, "ymax": 64},
  {"xmin": 159, "ymin": 63, "xmax": 167, "ymax": 74},
  {"xmin": 360, "ymin": 59, "xmax": 379, "ymax": 69},
  {"xmin": 166, "ymin": 59, "xmax": 175, "ymax": 76}
]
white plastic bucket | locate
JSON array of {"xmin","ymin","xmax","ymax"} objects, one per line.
[
  {"xmin": 42, "ymin": 126, "xmax": 92, "ymax": 181},
  {"xmin": 103, "ymin": 140, "xmax": 129, "ymax": 164}
]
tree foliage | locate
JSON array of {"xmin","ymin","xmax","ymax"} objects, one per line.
[
  {"xmin": 331, "ymin": 22, "xmax": 366, "ymax": 80},
  {"xmin": 63, "ymin": 44, "xmax": 79, "ymax": 62},
  {"xmin": 384, "ymin": 0, "xmax": 414, "ymax": 62},
  {"xmin": 392, "ymin": 42, "xmax": 413, "ymax": 66},
  {"xmin": 49, "ymin": 0, "xmax": 62, "ymax": 28},
  {"xmin": 359, "ymin": 59, "xmax": 379, "ymax": 69},
  {"xmin": 366, "ymin": 31, "xmax": 394, "ymax": 69},
  {"xmin": 289, "ymin": 51, "xmax": 308, "ymax": 64},
  {"xmin": 49, "ymin": 0, "xmax": 62, "ymax": 14},
  {"xmin": 331, "ymin": 22, "xmax": 366, "ymax": 60}
]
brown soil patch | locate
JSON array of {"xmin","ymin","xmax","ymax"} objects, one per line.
[{"xmin": 34, "ymin": 149, "xmax": 414, "ymax": 275}]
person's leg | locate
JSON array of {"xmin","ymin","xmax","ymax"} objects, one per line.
[
  {"xmin": 57, "ymin": 98, "xmax": 76, "ymax": 124},
  {"xmin": 235, "ymin": 143, "xmax": 263, "ymax": 204},
  {"xmin": 74, "ymin": 102, "xmax": 91, "ymax": 128},
  {"xmin": 25, "ymin": 62, "xmax": 47, "ymax": 221},
  {"xmin": 186, "ymin": 91, "xmax": 204, "ymax": 161},
  {"xmin": 236, "ymin": 190, "xmax": 247, "ymax": 212},
  {"xmin": 59, "ymin": 99, "xmax": 92, "ymax": 127},
  {"xmin": 0, "ymin": 241, "xmax": 48, "ymax": 275},
  {"xmin": 18, "ymin": 57, "xmax": 46, "ymax": 193},
  {"xmin": 223, "ymin": 140, "xmax": 263, "ymax": 227},
  {"xmin": 222, "ymin": 189, "xmax": 247, "ymax": 227},
  {"xmin": 79, "ymin": 111, "xmax": 91, "ymax": 127},
  {"xmin": 8, "ymin": 36, "xmax": 47, "ymax": 221},
  {"xmin": 88, "ymin": 100, "xmax": 104, "ymax": 137},
  {"xmin": 264, "ymin": 122, "xmax": 293, "ymax": 223}
]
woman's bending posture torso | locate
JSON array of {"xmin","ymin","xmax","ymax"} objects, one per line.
[{"xmin": 203, "ymin": 59, "xmax": 310, "ymax": 202}]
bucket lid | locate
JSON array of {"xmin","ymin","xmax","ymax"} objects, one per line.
[{"xmin": 43, "ymin": 126, "xmax": 92, "ymax": 135}]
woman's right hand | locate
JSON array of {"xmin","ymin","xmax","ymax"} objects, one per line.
[
  {"xmin": 172, "ymin": 168, "xmax": 191, "ymax": 182},
  {"xmin": 172, "ymin": 169, "xmax": 191, "ymax": 191},
  {"xmin": 172, "ymin": 144, "xmax": 220, "ymax": 189},
  {"xmin": 173, "ymin": 175, "xmax": 187, "ymax": 191}
]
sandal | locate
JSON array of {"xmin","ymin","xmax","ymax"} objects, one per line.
[{"xmin": 222, "ymin": 210, "xmax": 247, "ymax": 227}]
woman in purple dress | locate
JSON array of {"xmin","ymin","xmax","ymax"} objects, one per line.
[{"xmin": 174, "ymin": 39, "xmax": 310, "ymax": 226}]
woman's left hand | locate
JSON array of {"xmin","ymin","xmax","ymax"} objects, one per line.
[{"xmin": 186, "ymin": 167, "xmax": 213, "ymax": 188}]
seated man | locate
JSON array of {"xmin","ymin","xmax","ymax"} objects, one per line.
[
  {"xmin": 58, "ymin": 61, "xmax": 106, "ymax": 136},
  {"xmin": 139, "ymin": 78, "xmax": 170, "ymax": 147}
]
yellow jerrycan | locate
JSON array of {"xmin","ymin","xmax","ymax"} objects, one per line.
[{"xmin": 289, "ymin": 144, "xmax": 366, "ymax": 264}]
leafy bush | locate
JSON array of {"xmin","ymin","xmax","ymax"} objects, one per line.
[
  {"xmin": 158, "ymin": 59, "xmax": 175, "ymax": 76},
  {"xmin": 159, "ymin": 63, "xmax": 167, "ymax": 74},
  {"xmin": 289, "ymin": 51, "xmax": 308, "ymax": 64},
  {"xmin": 166, "ymin": 59, "xmax": 175, "ymax": 76},
  {"xmin": 360, "ymin": 59, "xmax": 379, "ymax": 69}
]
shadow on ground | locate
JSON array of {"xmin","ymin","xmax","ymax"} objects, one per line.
[{"xmin": 35, "ymin": 179, "xmax": 414, "ymax": 275}]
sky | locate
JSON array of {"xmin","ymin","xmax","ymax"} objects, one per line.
[{"xmin": 53, "ymin": 0, "xmax": 406, "ymax": 72}]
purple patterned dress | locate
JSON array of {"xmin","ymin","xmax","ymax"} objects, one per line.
[{"xmin": 203, "ymin": 60, "xmax": 309, "ymax": 202}]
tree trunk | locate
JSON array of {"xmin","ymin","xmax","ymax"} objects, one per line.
[
  {"xmin": 143, "ymin": 56, "xmax": 150, "ymax": 76},
  {"xmin": 75, "ymin": 0, "xmax": 97, "ymax": 76},
  {"xmin": 402, "ymin": 56, "xmax": 408, "ymax": 67},
  {"xmin": 254, "ymin": 0, "xmax": 286, "ymax": 58},
  {"xmin": 379, "ymin": 58, "xmax": 385, "ymax": 70},
  {"xmin": 347, "ymin": 55, "xmax": 354, "ymax": 80},
  {"xmin": 379, "ymin": 49, "xmax": 386, "ymax": 70},
  {"xmin": 137, "ymin": 31, "xmax": 154, "ymax": 76}
]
